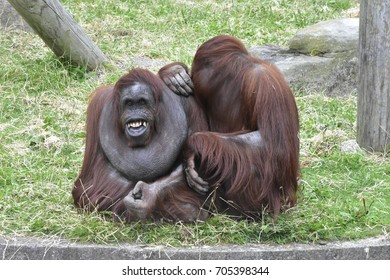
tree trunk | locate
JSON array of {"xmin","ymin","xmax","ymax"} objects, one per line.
[
  {"xmin": 7, "ymin": 0, "xmax": 108, "ymax": 70},
  {"xmin": 357, "ymin": 0, "xmax": 390, "ymax": 152}
]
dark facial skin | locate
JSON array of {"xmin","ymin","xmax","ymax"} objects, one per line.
[
  {"xmin": 99, "ymin": 80, "xmax": 188, "ymax": 182},
  {"xmin": 73, "ymin": 68, "xmax": 208, "ymax": 222},
  {"xmin": 119, "ymin": 83, "xmax": 156, "ymax": 147}
]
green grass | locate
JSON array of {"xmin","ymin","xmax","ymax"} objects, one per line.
[{"xmin": 1, "ymin": 0, "xmax": 388, "ymax": 246}]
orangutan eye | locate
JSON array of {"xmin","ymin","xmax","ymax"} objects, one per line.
[{"xmin": 138, "ymin": 99, "xmax": 146, "ymax": 106}]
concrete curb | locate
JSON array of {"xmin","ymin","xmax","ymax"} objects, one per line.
[{"xmin": 1, "ymin": 235, "xmax": 389, "ymax": 260}]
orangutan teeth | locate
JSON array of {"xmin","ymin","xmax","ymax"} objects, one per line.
[{"xmin": 128, "ymin": 121, "xmax": 147, "ymax": 128}]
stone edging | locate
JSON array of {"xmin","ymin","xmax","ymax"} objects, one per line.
[{"xmin": 1, "ymin": 235, "xmax": 389, "ymax": 260}]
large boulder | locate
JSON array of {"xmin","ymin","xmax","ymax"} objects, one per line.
[
  {"xmin": 250, "ymin": 18, "xmax": 359, "ymax": 96},
  {"xmin": 0, "ymin": 0, "xmax": 32, "ymax": 31},
  {"xmin": 289, "ymin": 18, "xmax": 359, "ymax": 55}
]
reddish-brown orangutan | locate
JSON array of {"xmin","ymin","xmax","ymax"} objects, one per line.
[
  {"xmin": 72, "ymin": 35, "xmax": 299, "ymax": 222},
  {"xmin": 165, "ymin": 35, "xmax": 300, "ymax": 219},
  {"xmin": 72, "ymin": 67, "xmax": 208, "ymax": 222}
]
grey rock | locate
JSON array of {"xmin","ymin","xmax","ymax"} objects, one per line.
[
  {"xmin": 249, "ymin": 44, "xmax": 290, "ymax": 64},
  {"xmin": 0, "ymin": 0, "xmax": 32, "ymax": 31},
  {"xmin": 250, "ymin": 45, "xmax": 357, "ymax": 96},
  {"xmin": 340, "ymin": 139, "xmax": 362, "ymax": 153},
  {"xmin": 249, "ymin": 18, "xmax": 359, "ymax": 96},
  {"xmin": 288, "ymin": 18, "xmax": 359, "ymax": 55}
]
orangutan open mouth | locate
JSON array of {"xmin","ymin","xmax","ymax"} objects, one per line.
[
  {"xmin": 126, "ymin": 119, "xmax": 148, "ymax": 137},
  {"xmin": 127, "ymin": 120, "xmax": 147, "ymax": 129}
]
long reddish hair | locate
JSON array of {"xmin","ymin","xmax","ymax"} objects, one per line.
[{"xmin": 189, "ymin": 35, "xmax": 299, "ymax": 217}]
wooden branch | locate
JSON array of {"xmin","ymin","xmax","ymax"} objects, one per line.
[{"xmin": 7, "ymin": 0, "xmax": 109, "ymax": 70}]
